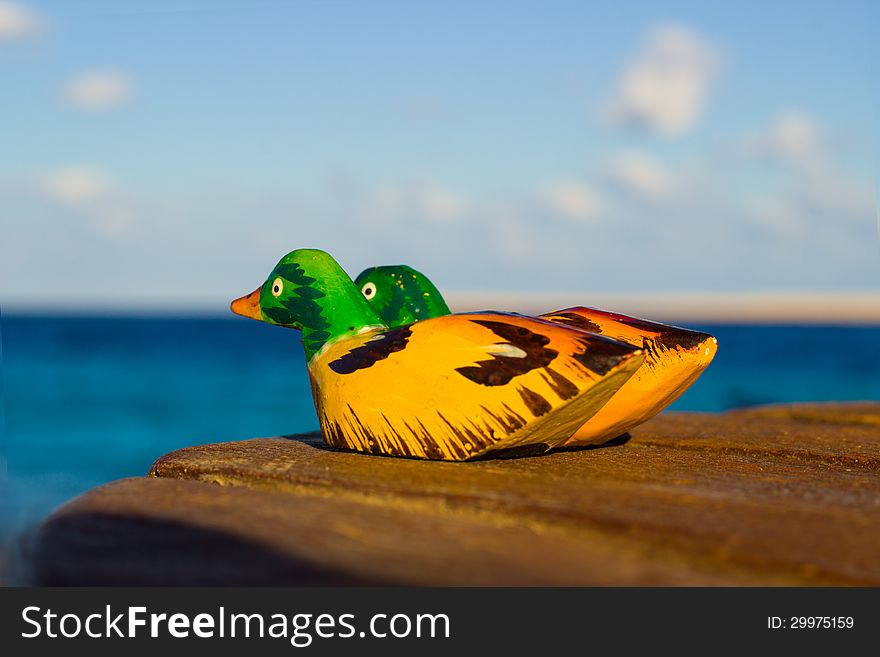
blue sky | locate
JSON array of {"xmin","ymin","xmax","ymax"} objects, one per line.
[{"xmin": 1, "ymin": 0, "xmax": 877, "ymax": 309}]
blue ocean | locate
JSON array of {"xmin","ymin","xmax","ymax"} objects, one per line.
[{"xmin": 2, "ymin": 315, "xmax": 879, "ymax": 544}]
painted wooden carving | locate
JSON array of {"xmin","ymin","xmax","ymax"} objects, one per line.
[
  {"xmin": 354, "ymin": 265, "xmax": 718, "ymax": 448},
  {"xmin": 231, "ymin": 249, "xmax": 648, "ymax": 460}
]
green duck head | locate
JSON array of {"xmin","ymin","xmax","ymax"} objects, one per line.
[
  {"xmin": 231, "ymin": 249, "xmax": 385, "ymax": 360},
  {"xmin": 353, "ymin": 265, "xmax": 451, "ymax": 327}
]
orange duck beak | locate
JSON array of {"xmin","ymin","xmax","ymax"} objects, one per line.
[{"xmin": 230, "ymin": 287, "xmax": 263, "ymax": 320}]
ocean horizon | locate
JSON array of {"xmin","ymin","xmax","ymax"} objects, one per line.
[{"xmin": 3, "ymin": 314, "xmax": 879, "ymax": 547}]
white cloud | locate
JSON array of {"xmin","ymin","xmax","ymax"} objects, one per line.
[
  {"xmin": 416, "ymin": 186, "xmax": 469, "ymax": 222},
  {"xmin": 44, "ymin": 167, "xmax": 110, "ymax": 205},
  {"xmin": 65, "ymin": 71, "xmax": 133, "ymax": 110},
  {"xmin": 604, "ymin": 151, "xmax": 676, "ymax": 201},
  {"xmin": 604, "ymin": 25, "xmax": 720, "ymax": 137},
  {"xmin": 366, "ymin": 183, "xmax": 469, "ymax": 224},
  {"xmin": 769, "ymin": 113, "xmax": 819, "ymax": 159},
  {"xmin": 0, "ymin": 1, "xmax": 39, "ymax": 39},
  {"xmin": 752, "ymin": 112, "xmax": 821, "ymax": 168},
  {"xmin": 541, "ymin": 181, "xmax": 604, "ymax": 222},
  {"xmin": 748, "ymin": 112, "xmax": 873, "ymax": 224},
  {"xmin": 799, "ymin": 169, "xmax": 873, "ymax": 218},
  {"xmin": 745, "ymin": 197, "xmax": 802, "ymax": 234},
  {"xmin": 42, "ymin": 167, "xmax": 134, "ymax": 237},
  {"xmin": 747, "ymin": 170, "xmax": 873, "ymax": 236}
]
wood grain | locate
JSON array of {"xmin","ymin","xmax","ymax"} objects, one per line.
[{"xmin": 27, "ymin": 403, "xmax": 880, "ymax": 585}]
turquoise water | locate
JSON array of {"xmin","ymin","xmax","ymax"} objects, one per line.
[{"xmin": 2, "ymin": 315, "xmax": 879, "ymax": 541}]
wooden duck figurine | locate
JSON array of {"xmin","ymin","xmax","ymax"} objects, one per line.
[
  {"xmin": 354, "ymin": 265, "xmax": 717, "ymax": 447},
  {"xmin": 231, "ymin": 249, "xmax": 647, "ymax": 460}
]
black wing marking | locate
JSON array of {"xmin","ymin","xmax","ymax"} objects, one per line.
[{"xmin": 328, "ymin": 326, "xmax": 413, "ymax": 375}]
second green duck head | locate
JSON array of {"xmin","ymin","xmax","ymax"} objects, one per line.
[{"xmin": 353, "ymin": 265, "xmax": 450, "ymax": 327}]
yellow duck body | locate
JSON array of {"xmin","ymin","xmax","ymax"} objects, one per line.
[{"xmin": 309, "ymin": 313, "xmax": 646, "ymax": 460}]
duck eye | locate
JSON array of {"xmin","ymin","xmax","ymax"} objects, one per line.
[
  {"xmin": 361, "ymin": 282, "xmax": 377, "ymax": 300},
  {"xmin": 271, "ymin": 277, "xmax": 283, "ymax": 297}
]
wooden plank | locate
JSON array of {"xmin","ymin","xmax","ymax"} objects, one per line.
[
  {"xmin": 27, "ymin": 404, "xmax": 880, "ymax": 585},
  {"xmin": 728, "ymin": 402, "xmax": 880, "ymax": 426},
  {"xmin": 28, "ymin": 477, "xmax": 783, "ymax": 586},
  {"xmin": 628, "ymin": 412, "xmax": 880, "ymax": 468}
]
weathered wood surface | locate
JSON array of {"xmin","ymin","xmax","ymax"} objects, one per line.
[{"xmin": 27, "ymin": 403, "xmax": 880, "ymax": 586}]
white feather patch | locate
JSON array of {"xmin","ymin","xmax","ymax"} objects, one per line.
[{"xmin": 482, "ymin": 343, "xmax": 527, "ymax": 358}]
